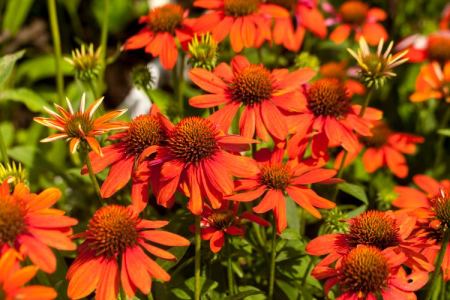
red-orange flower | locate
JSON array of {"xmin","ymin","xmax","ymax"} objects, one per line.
[
  {"xmin": 83, "ymin": 105, "xmax": 172, "ymax": 212},
  {"xmin": 268, "ymin": 0, "xmax": 327, "ymax": 51},
  {"xmin": 397, "ymin": 31, "xmax": 450, "ymax": 63},
  {"xmin": 287, "ymin": 78, "xmax": 382, "ymax": 159},
  {"xmin": 311, "ymin": 245, "xmax": 428, "ymax": 299},
  {"xmin": 34, "ymin": 95, "xmax": 127, "ymax": 155},
  {"xmin": 410, "ymin": 61, "xmax": 450, "ymax": 103},
  {"xmin": 319, "ymin": 61, "xmax": 365, "ymax": 97},
  {"xmin": 189, "ymin": 55, "xmax": 315, "ymax": 142},
  {"xmin": 198, "ymin": 202, "xmax": 269, "ymax": 253},
  {"xmin": 0, "ymin": 181, "xmax": 77, "ymax": 273},
  {"xmin": 0, "ymin": 249, "xmax": 57, "ymax": 300},
  {"xmin": 150, "ymin": 116, "xmax": 259, "ymax": 215},
  {"xmin": 67, "ymin": 205, "xmax": 190, "ymax": 300},
  {"xmin": 325, "ymin": 0, "xmax": 388, "ymax": 46},
  {"xmin": 334, "ymin": 121, "xmax": 424, "ymax": 178},
  {"xmin": 307, "ymin": 210, "xmax": 433, "ymax": 275},
  {"xmin": 192, "ymin": 0, "xmax": 288, "ymax": 52},
  {"xmin": 123, "ymin": 4, "xmax": 193, "ymax": 70},
  {"xmin": 226, "ymin": 149, "xmax": 336, "ymax": 233}
]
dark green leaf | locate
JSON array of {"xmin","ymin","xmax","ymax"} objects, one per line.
[
  {"xmin": 0, "ymin": 88, "xmax": 48, "ymax": 112},
  {"xmin": 438, "ymin": 129, "xmax": 450, "ymax": 137},
  {"xmin": 3, "ymin": 1, "xmax": 34, "ymax": 35},
  {"xmin": 0, "ymin": 50, "xmax": 25, "ymax": 87},
  {"xmin": 338, "ymin": 183, "xmax": 368, "ymax": 204}
]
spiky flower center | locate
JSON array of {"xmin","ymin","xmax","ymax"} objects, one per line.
[
  {"xmin": 431, "ymin": 189, "xmax": 450, "ymax": 227},
  {"xmin": 86, "ymin": 205, "xmax": 139, "ymax": 257},
  {"xmin": 361, "ymin": 123, "xmax": 391, "ymax": 148},
  {"xmin": 208, "ymin": 210, "xmax": 235, "ymax": 229},
  {"xmin": 0, "ymin": 162, "xmax": 26, "ymax": 186},
  {"xmin": 65, "ymin": 113, "xmax": 94, "ymax": 138},
  {"xmin": 267, "ymin": 0, "xmax": 296, "ymax": 12},
  {"xmin": 339, "ymin": 1, "xmax": 369, "ymax": 25},
  {"xmin": 260, "ymin": 164, "xmax": 291, "ymax": 190},
  {"xmin": 168, "ymin": 117, "xmax": 219, "ymax": 163},
  {"xmin": 230, "ymin": 65, "xmax": 273, "ymax": 106},
  {"xmin": 428, "ymin": 34, "xmax": 450, "ymax": 62},
  {"xmin": 127, "ymin": 115, "xmax": 165, "ymax": 156},
  {"xmin": 0, "ymin": 196, "xmax": 25, "ymax": 245},
  {"xmin": 347, "ymin": 211, "xmax": 400, "ymax": 249},
  {"xmin": 148, "ymin": 4, "xmax": 184, "ymax": 33},
  {"xmin": 338, "ymin": 246, "xmax": 389, "ymax": 296},
  {"xmin": 224, "ymin": 0, "xmax": 260, "ymax": 16},
  {"xmin": 307, "ymin": 79, "xmax": 351, "ymax": 118}
]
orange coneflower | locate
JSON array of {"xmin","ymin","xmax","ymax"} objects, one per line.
[
  {"xmin": 150, "ymin": 116, "xmax": 259, "ymax": 215},
  {"xmin": 189, "ymin": 55, "xmax": 315, "ymax": 142},
  {"xmin": 334, "ymin": 121, "xmax": 424, "ymax": 178},
  {"xmin": 123, "ymin": 4, "xmax": 193, "ymax": 70},
  {"xmin": 83, "ymin": 105, "xmax": 173, "ymax": 212},
  {"xmin": 198, "ymin": 202, "xmax": 269, "ymax": 253},
  {"xmin": 286, "ymin": 78, "xmax": 382, "ymax": 159},
  {"xmin": 312, "ymin": 245, "xmax": 428, "ymax": 299},
  {"xmin": 34, "ymin": 95, "xmax": 127, "ymax": 155},
  {"xmin": 267, "ymin": 0, "xmax": 327, "ymax": 51},
  {"xmin": 324, "ymin": 0, "xmax": 388, "ymax": 46},
  {"xmin": 397, "ymin": 31, "xmax": 450, "ymax": 63},
  {"xmin": 410, "ymin": 61, "xmax": 450, "ymax": 103},
  {"xmin": 226, "ymin": 149, "xmax": 337, "ymax": 233},
  {"xmin": 67, "ymin": 205, "xmax": 190, "ymax": 300},
  {"xmin": 192, "ymin": 0, "xmax": 288, "ymax": 52},
  {"xmin": 0, "ymin": 249, "xmax": 57, "ymax": 300},
  {"xmin": 307, "ymin": 210, "xmax": 434, "ymax": 276},
  {"xmin": 319, "ymin": 61, "xmax": 365, "ymax": 97},
  {"xmin": 0, "ymin": 181, "xmax": 77, "ymax": 273}
]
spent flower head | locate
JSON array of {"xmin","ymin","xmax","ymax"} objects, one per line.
[
  {"xmin": 188, "ymin": 33, "xmax": 218, "ymax": 70},
  {"xmin": 131, "ymin": 64, "xmax": 154, "ymax": 91},
  {"xmin": 66, "ymin": 44, "xmax": 102, "ymax": 82},
  {"xmin": 347, "ymin": 37, "xmax": 409, "ymax": 89},
  {"xmin": 0, "ymin": 161, "xmax": 26, "ymax": 186}
]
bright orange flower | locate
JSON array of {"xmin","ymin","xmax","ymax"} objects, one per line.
[
  {"xmin": 334, "ymin": 121, "xmax": 424, "ymax": 178},
  {"xmin": 307, "ymin": 210, "xmax": 433, "ymax": 276},
  {"xmin": 319, "ymin": 61, "xmax": 365, "ymax": 97},
  {"xmin": 226, "ymin": 149, "xmax": 336, "ymax": 233},
  {"xmin": 268, "ymin": 0, "xmax": 327, "ymax": 51},
  {"xmin": 198, "ymin": 202, "xmax": 269, "ymax": 253},
  {"xmin": 0, "ymin": 249, "xmax": 57, "ymax": 300},
  {"xmin": 67, "ymin": 205, "xmax": 189, "ymax": 300},
  {"xmin": 148, "ymin": 116, "xmax": 259, "ymax": 215},
  {"xmin": 34, "ymin": 95, "xmax": 127, "ymax": 155},
  {"xmin": 286, "ymin": 78, "xmax": 382, "ymax": 159},
  {"xmin": 311, "ymin": 245, "xmax": 428, "ymax": 300},
  {"xmin": 0, "ymin": 181, "xmax": 77, "ymax": 273},
  {"xmin": 325, "ymin": 0, "xmax": 388, "ymax": 46},
  {"xmin": 83, "ymin": 105, "xmax": 172, "ymax": 212},
  {"xmin": 192, "ymin": 0, "xmax": 288, "ymax": 52},
  {"xmin": 189, "ymin": 55, "xmax": 315, "ymax": 142},
  {"xmin": 410, "ymin": 61, "xmax": 450, "ymax": 103},
  {"xmin": 397, "ymin": 31, "xmax": 450, "ymax": 63},
  {"xmin": 123, "ymin": 4, "xmax": 193, "ymax": 70}
]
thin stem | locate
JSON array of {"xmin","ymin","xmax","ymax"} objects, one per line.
[
  {"xmin": 268, "ymin": 219, "xmax": 277, "ymax": 300},
  {"xmin": 425, "ymin": 227, "xmax": 450, "ymax": 300},
  {"xmin": 0, "ymin": 129, "xmax": 9, "ymax": 164},
  {"xmin": 434, "ymin": 106, "xmax": 450, "ymax": 171},
  {"xmin": 100, "ymin": 0, "xmax": 109, "ymax": 65},
  {"xmin": 194, "ymin": 215, "xmax": 201, "ymax": 300},
  {"xmin": 441, "ymin": 275, "xmax": 446, "ymax": 300},
  {"xmin": 47, "ymin": 0, "xmax": 64, "ymax": 104},
  {"xmin": 177, "ymin": 55, "xmax": 185, "ymax": 117},
  {"xmin": 359, "ymin": 88, "xmax": 374, "ymax": 117},
  {"xmin": 86, "ymin": 80, "xmax": 97, "ymax": 99},
  {"xmin": 82, "ymin": 147, "xmax": 102, "ymax": 201},
  {"xmin": 226, "ymin": 239, "xmax": 235, "ymax": 296}
]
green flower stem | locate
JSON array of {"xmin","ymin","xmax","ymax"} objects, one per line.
[
  {"xmin": 177, "ymin": 54, "xmax": 186, "ymax": 117},
  {"xmin": 441, "ymin": 276, "xmax": 447, "ymax": 300},
  {"xmin": 82, "ymin": 146, "xmax": 102, "ymax": 201},
  {"xmin": 100, "ymin": 0, "xmax": 109, "ymax": 66},
  {"xmin": 47, "ymin": 0, "xmax": 64, "ymax": 104},
  {"xmin": 434, "ymin": 106, "xmax": 450, "ymax": 171},
  {"xmin": 0, "ymin": 129, "xmax": 9, "ymax": 164},
  {"xmin": 194, "ymin": 215, "xmax": 201, "ymax": 300},
  {"xmin": 425, "ymin": 227, "xmax": 450, "ymax": 300},
  {"xmin": 268, "ymin": 218, "xmax": 277, "ymax": 300},
  {"xmin": 226, "ymin": 239, "xmax": 235, "ymax": 296}
]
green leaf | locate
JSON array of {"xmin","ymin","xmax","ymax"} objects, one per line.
[
  {"xmin": 338, "ymin": 182, "xmax": 368, "ymax": 204},
  {"xmin": 223, "ymin": 290, "xmax": 265, "ymax": 300},
  {"xmin": 438, "ymin": 129, "xmax": 450, "ymax": 137},
  {"xmin": 0, "ymin": 88, "xmax": 48, "ymax": 112},
  {"xmin": 0, "ymin": 50, "xmax": 25, "ymax": 87},
  {"xmin": 3, "ymin": 0, "xmax": 34, "ymax": 35},
  {"xmin": 148, "ymin": 89, "xmax": 172, "ymax": 115},
  {"xmin": 172, "ymin": 276, "xmax": 218, "ymax": 299},
  {"xmin": 15, "ymin": 55, "xmax": 73, "ymax": 83},
  {"xmin": 280, "ymin": 228, "xmax": 301, "ymax": 241},
  {"xmin": 286, "ymin": 197, "xmax": 300, "ymax": 234}
]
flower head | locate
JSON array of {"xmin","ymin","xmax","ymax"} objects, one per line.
[
  {"xmin": 410, "ymin": 61, "xmax": 450, "ymax": 103},
  {"xmin": 189, "ymin": 55, "xmax": 315, "ymax": 142},
  {"xmin": 34, "ymin": 95, "xmax": 127, "ymax": 155},
  {"xmin": 0, "ymin": 249, "xmax": 57, "ymax": 300},
  {"xmin": 347, "ymin": 37, "xmax": 409, "ymax": 89},
  {"xmin": 396, "ymin": 31, "xmax": 450, "ymax": 63},
  {"xmin": 66, "ymin": 44, "xmax": 102, "ymax": 82},
  {"xmin": 0, "ymin": 162, "xmax": 26, "ymax": 187},
  {"xmin": 67, "ymin": 205, "xmax": 190, "ymax": 300},
  {"xmin": 124, "ymin": 4, "xmax": 193, "ymax": 69},
  {"xmin": 319, "ymin": 61, "xmax": 366, "ymax": 97},
  {"xmin": 0, "ymin": 181, "xmax": 77, "ymax": 273},
  {"xmin": 188, "ymin": 33, "xmax": 218, "ymax": 70},
  {"xmin": 131, "ymin": 65, "xmax": 155, "ymax": 91}
]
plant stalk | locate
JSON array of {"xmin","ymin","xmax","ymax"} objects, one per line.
[
  {"xmin": 0, "ymin": 130, "xmax": 9, "ymax": 164},
  {"xmin": 47, "ymin": 0, "xmax": 64, "ymax": 104},
  {"xmin": 425, "ymin": 227, "xmax": 450, "ymax": 300},
  {"xmin": 226, "ymin": 239, "xmax": 235, "ymax": 296},
  {"xmin": 100, "ymin": 0, "xmax": 109, "ymax": 65},
  {"xmin": 268, "ymin": 218, "xmax": 277, "ymax": 300},
  {"xmin": 82, "ymin": 147, "xmax": 102, "ymax": 201},
  {"xmin": 194, "ymin": 215, "xmax": 201, "ymax": 300},
  {"xmin": 434, "ymin": 106, "xmax": 450, "ymax": 171}
]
